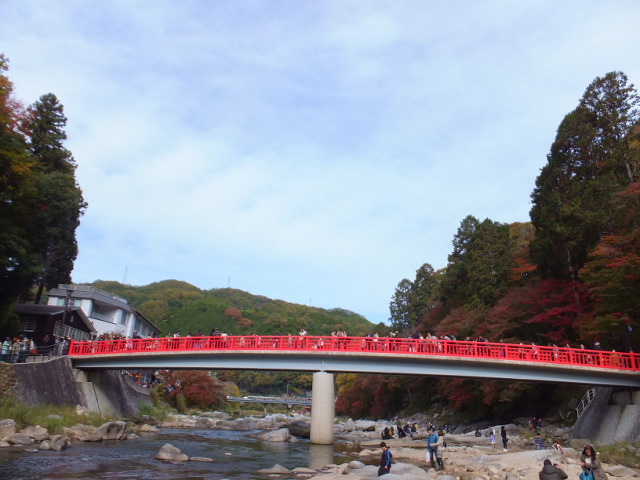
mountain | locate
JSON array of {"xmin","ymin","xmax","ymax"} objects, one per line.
[{"xmin": 88, "ymin": 280, "xmax": 380, "ymax": 337}]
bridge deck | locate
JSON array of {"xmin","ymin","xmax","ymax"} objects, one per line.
[{"xmin": 69, "ymin": 335, "xmax": 639, "ymax": 371}]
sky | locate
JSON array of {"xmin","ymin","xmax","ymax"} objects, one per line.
[{"xmin": 2, "ymin": 1, "xmax": 640, "ymax": 325}]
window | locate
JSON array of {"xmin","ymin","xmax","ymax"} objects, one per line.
[{"xmin": 23, "ymin": 317, "xmax": 37, "ymax": 332}]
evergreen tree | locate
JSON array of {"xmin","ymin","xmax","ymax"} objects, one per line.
[
  {"xmin": 24, "ymin": 93, "xmax": 86, "ymax": 303},
  {"xmin": 439, "ymin": 216, "xmax": 514, "ymax": 308},
  {"xmin": 530, "ymin": 72, "xmax": 639, "ymax": 280}
]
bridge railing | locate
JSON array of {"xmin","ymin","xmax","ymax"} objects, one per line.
[{"xmin": 68, "ymin": 335, "xmax": 640, "ymax": 371}]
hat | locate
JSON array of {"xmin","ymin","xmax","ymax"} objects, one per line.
[{"xmin": 543, "ymin": 459, "xmax": 552, "ymax": 466}]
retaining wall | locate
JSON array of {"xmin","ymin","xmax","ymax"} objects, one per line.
[
  {"xmin": 11, "ymin": 356, "xmax": 151, "ymax": 417},
  {"xmin": 572, "ymin": 387, "xmax": 640, "ymax": 444}
]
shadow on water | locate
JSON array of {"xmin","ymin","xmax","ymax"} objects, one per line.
[{"xmin": 0, "ymin": 428, "xmax": 363, "ymax": 480}]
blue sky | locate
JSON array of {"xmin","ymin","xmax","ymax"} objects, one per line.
[{"xmin": 2, "ymin": 1, "xmax": 639, "ymax": 324}]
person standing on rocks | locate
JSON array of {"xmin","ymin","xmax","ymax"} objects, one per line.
[
  {"xmin": 539, "ymin": 459, "xmax": 568, "ymax": 480},
  {"xmin": 378, "ymin": 441, "xmax": 392, "ymax": 476},
  {"xmin": 501, "ymin": 425, "xmax": 509, "ymax": 451},
  {"xmin": 580, "ymin": 444, "xmax": 609, "ymax": 480},
  {"xmin": 426, "ymin": 427, "xmax": 439, "ymax": 469}
]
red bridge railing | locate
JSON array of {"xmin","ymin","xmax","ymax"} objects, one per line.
[{"xmin": 68, "ymin": 335, "xmax": 640, "ymax": 371}]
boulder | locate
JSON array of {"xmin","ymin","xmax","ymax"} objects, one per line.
[
  {"xmin": 63, "ymin": 424, "xmax": 96, "ymax": 439},
  {"xmin": 348, "ymin": 460, "xmax": 366, "ymax": 469},
  {"xmin": 0, "ymin": 419, "xmax": 16, "ymax": 438},
  {"xmin": 39, "ymin": 440, "xmax": 51, "ymax": 450},
  {"xmin": 605, "ymin": 465, "xmax": 639, "ymax": 477},
  {"xmin": 389, "ymin": 462, "xmax": 430, "ymax": 479},
  {"xmin": 155, "ymin": 443, "xmax": 189, "ymax": 462},
  {"xmin": 0, "ymin": 440, "xmax": 10, "ymax": 447},
  {"xmin": 76, "ymin": 405, "xmax": 89, "ymax": 416},
  {"xmin": 355, "ymin": 420, "xmax": 376, "ymax": 432},
  {"xmin": 288, "ymin": 419, "xmax": 311, "ymax": 438},
  {"xmin": 23, "ymin": 448, "xmax": 39, "ymax": 453},
  {"xmin": 344, "ymin": 418, "xmax": 357, "ymax": 431},
  {"xmin": 4, "ymin": 433, "xmax": 34, "ymax": 445},
  {"xmin": 80, "ymin": 421, "xmax": 127, "ymax": 442},
  {"xmin": 20, "ymin": 425, "xmax": 48, "ymax": 441},
  {"xmin": 258, "ymin": 427, "xmax": 290, "ymax": 442},
  {"xmin": 213, "ymin": 418, "xmax": 258, "ymax": 431},
  {"xmin": 256, "ymin": 416, "xmax": 286, "ymax": 430},
  {"xmin": 49, "ymin": 434, "xmax": 71, "ymax": 451},
  {"xmin": 257, "ymin": 464, "xmax": 291, "ymax": 474},
  {"xmin": 189, "ymin": 456, "xmax": 214, "ymax": 462},
  {"xmin": 292, "ymin": 467, "xmax": 318, "ymax": 474}
]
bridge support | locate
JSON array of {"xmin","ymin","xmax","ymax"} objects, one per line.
[{"xmin": 310, "ymin": 371, "xmax": 335, "ymax": 445}]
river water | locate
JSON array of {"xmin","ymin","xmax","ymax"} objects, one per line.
[{"xmin": 0, "ymin": 428, "xmax": 364, "ymax": 480}]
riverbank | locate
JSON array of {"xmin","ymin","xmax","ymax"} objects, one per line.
[{"xmin": 2, "ymin": 409, "xmax": 639, "ymax": 480}]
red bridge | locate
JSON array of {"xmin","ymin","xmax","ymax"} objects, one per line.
[{"xmin": 69, "ymin": 335, "xmax": 640, "ymax": 387}]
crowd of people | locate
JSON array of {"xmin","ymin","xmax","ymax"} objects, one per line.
[
  {"xmin": 0, "ymin": 334, "xmax": 73, "ymax": 363},
  {"xmin": 376, "ymin": 423, "xmax": 606, "ymax": 480}
]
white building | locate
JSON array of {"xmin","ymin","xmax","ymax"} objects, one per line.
[{"xmin": 47, "ymin": 284, "xmax": 160, "ymax": 338}]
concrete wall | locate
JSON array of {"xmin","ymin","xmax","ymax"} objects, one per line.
[
  {"xmin": 572, "ymin": 387, "xmax": 640, "ymax": 444},
  {"xmin": 12, "ymin": 357, "xmax": 151, "ymax": 418}
]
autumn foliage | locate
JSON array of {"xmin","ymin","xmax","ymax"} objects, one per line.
[{"xmin": 160, "ymin": 370, "xmax": 226, "ymax": 410}]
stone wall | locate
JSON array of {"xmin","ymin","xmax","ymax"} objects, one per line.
[
  {"xmin": 11, "ymin": 356, "xmax": 151, "ymax": 417},
  {"xmin": 572, "ymin": 386, "xmax": 640, "ymax": 444}
]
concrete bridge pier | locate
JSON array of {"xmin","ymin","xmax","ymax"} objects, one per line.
[{"xmin": 310, "ymin": 371, "xmax": 335, "ymax": 445}]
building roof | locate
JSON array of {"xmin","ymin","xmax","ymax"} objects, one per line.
[
  {"xmin": 49, "ymin": 284, "xmax": 161, "ymax": 334},
  {"xmin": 49, "ymin": 285, "xmax": 135, "ymax": 311},
  {"xmin": 13, "ymin": 304, "xmax": 97, "ymax": 333}
]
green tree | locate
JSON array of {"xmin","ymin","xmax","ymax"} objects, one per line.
[
  {"xmin": 24, "ymin": 93, "xmax": 86, "ymax": 303},
  {"xmin": 439, "ymin": 216, "xmax": 514, "ymax": 308},
  {"xmin": 0, "ymin": 54, "xmax": 34, "ymax": 324},
  {"xmin": 530, "ymin": 72, "xmax": 639, "ymax": 280},
  {"xmin": 389, "ymin": 278, "xmax": 414, "ymax": 331}
]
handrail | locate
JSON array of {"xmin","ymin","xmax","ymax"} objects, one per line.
[
  {"xmin": 576, "ymin": 387, "xmax": 598, "ymax": 418},
  {"xmin": 67, "ymin": 335, "xmax": 640, "ymax": 372}
]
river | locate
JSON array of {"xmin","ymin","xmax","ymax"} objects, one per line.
[{"xmin": 0, "ymin": 428, "xmax": 364, "ymax": 480}]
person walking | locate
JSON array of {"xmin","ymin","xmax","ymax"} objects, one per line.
[
  {"xmin": 539, "ymin": 459, "xmax": 568, "ymax": 480},
  {"xmin": 501, "ymin": 426, "xmax": 509, "ymax": 451},
  {"xmin": 378, "ymin": 442, "xmax": 392, "ymax": 476},
  {"xmin": 580, "ymin": 444, "xmax": 609, "ymax": 480}
]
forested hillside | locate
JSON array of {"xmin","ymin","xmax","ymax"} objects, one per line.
[{"xmin": 90, "ymin": 280, "xmax": 380, "ymax": 337}]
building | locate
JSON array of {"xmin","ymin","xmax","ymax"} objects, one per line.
[
  {"xmin": 46, "ymin": 284, "xmax": 160, "ymax": 339},
  {"xmin": 13, "ymin": 303, "xmax": 97, "ymax": 344}
]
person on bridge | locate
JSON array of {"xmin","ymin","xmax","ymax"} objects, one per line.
[
  {"xmin": 539, "ymin": 459, "xmax": 568, "ymax": 480},
  {"xmin": 378, "ymin": 442, "xmax": 392, "ymax": 476}
]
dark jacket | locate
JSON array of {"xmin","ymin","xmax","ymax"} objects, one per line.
[
  {"xmin": 380, "ymin": 449, "xmax": 392, "ymax": 467},
  {"xmin": 539, "ymin": 463, "xmax": 568, "ymax": 480}
]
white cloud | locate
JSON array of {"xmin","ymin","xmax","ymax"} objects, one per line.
[{"xmin": 2, "ymin": 0, "xmax": 640, "ymax": 324}]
